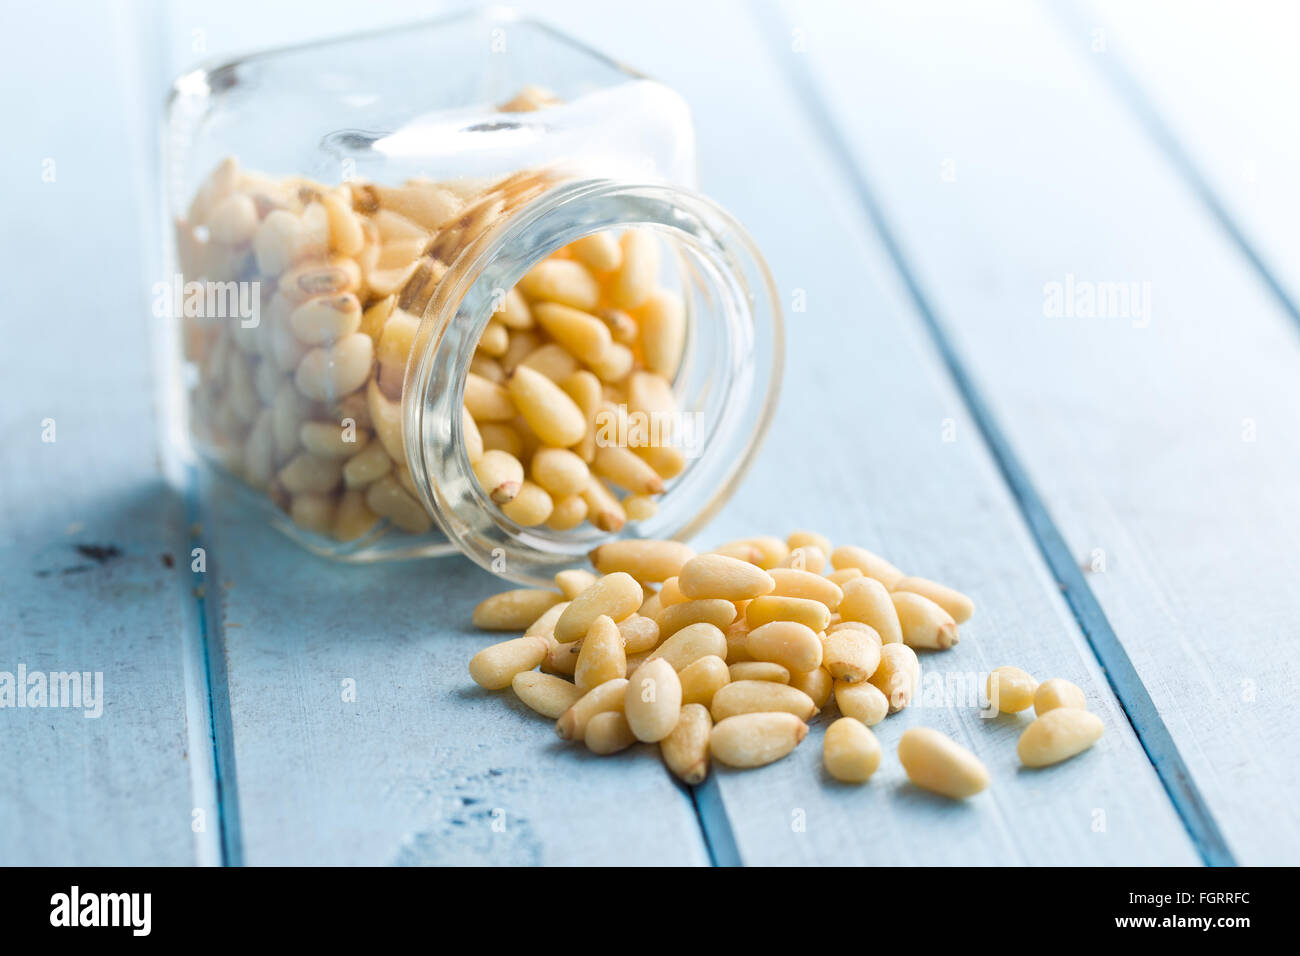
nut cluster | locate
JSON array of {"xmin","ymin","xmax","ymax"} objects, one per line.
[{"xmin": 470, "ymin": 532, "xmax": 1099, "ymax": 795}]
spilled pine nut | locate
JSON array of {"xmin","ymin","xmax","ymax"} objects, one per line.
[
  {"xmin": 868, "ymin": 643, "xmax": 920, "ymax": 714},
  {"xmin": 472, "ymin": 588, "xmax": 563, "ymax": 631},
  {"xmin": 648, "ymin": 622, "xmax": 728, "ymax": 671},
  {"xmin": 728, "ymin": 661, "xmax": 790, "ymax": 683},
  {"xmin": 554, "ymin": 572, "xmax": 643, "ymax": 643},
  {"xmin": 679, "ymin": 655, "xmax": 731, "ymax": 708},
  {"xmin": 555, "ymin": 677, "xmax": 628, "ymax": 741},
  {"xmin": 830, "ymin": 545, "xmax": 904, "ymax": 589},
  {"xmin": 893, "ymin": 575, "xmax": 975, "ymax": 624},
  {"xmin": 823, "ymin": 717, "xmax": 882, "ymax": 783},
  {"xmin": 555, "ymin": 568, "xmax": 598, "ymax": 601},
  {"xmin": 987, "ymin": 666, "xmax": 1038, "ymax": 714},
  {"xmin": 1018, "ymin": 708, "xmax": 1104, "ymax": 767},
  {"xmin": 821, "ymin": 626, "xmax": 882, "ymax": 683},
  {"xmin": 679, "ymin": 553, "xmax": 776, "ymax": 601},
  {"xmin": 624, "ymin": 657, "xmax": 683, "ymax": 743},
  {"xmin": 788, "ymin": 667, "xmax": 834, "ymax": 709},
  {"xmin": 589, "ymin": 539, "xmax": 695, "ymax": 582},
  {"xmin": 1033, "ymin": 678, "xmax": 1087, "ymax": 716},
  {"xmin": 745, "ymin": 620, "xmax": 824, "ymax": 673},
  {"xmin": 585, "ymin": 711, "xmax": 637, "ymax": 755},
  {"xmin": 575, "ymin": 614, "xmax": 628, "ymax": 691},
  {"xmin": 709, "ymin": 680, "xmax": 817, "ymax": 723},
  {"xmin": 710, "ymin": 712, "xmax": 808, "ymax": 769},
  {"xmin": 512, "ymin": 671, "xmax": 584, "ymax": 719},
  {"xmin": 767, "ymin": 568, "xmax": 841, "ymax": 609},
  {"xmin": 745, "ymin": 595, "xmax": 831, "ymax": 632},
  {"xmin": 656, "ymin": 599, "xmax": 738, "ymax": 640},
  {"xmin": 661, "ymin": 703, "xmax": 711, "ymax": 784},
  {"xmin": 469, "ymin": 635, "xmax": 549, "ymax": 690},
  {"xmin": 834, "ymin": 679, "xmax": 890, "ymax": 727},
  {"xmin": 891, "ymin": 591, "xmax": 959, "ymax": 650},
  {"xmin": 897, "ymin": 727, "xmax": 989, "ymax": 800},
  {"xmin": 617, "ymin": 614, "xmax": 661, "ymax": 653},
  {"xmin": 838, "ymin": 577, "xmax": 904, "ymax": 645}
]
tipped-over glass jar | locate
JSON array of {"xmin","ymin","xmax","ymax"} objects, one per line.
[{"xmin": 163, "ymin": 9, "xmax": 782, "ymax": 585}]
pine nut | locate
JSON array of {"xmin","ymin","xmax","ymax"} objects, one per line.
[
  {"xmin": 472, "ymin": 449, "xmax": 524, "ymax": 504},
  {"xmin": 728, "ymin": 662, "xmax": 789, "ymax": 683},
  {"xmin": 524, "ymin": 601, "xmax": 570, "ymax": 637},
  {"xmin": 767, "ymin": 568, "xmax": 841, "ymax": 609},
  {"xmin": 506, "ymin": 364, "xmax": 587, "ymax": 447},
  {"xmin": 827, "ymin": 567, "xmax": 864, "ymax": 587},
  {"xmin": 300, "ymin": 421, "xmax": 370, "ymax": 459},
  {"xmin": 555, "ymin": 677, "xmax": 628, "ymax": 741},
  {"xmin": 623, "ymin": 494, "xmax": 658, "ymax": 521},
  {"xmin": 501, "ymin": 480, "xmax": 553, "ymax": 526},
  {"xmin": 364, "ymin": 475, "xmax": 432, "ymax": 533},
  {"xmin": 892, "ymin": 591, "xmax": 959, "ymax": 650},
  {"xmin": 710, "ymin": 712, "xmax": 808, "ymax": 768},
  {"xmin": 838, "ymin": 577, "xmax": 904, "ymax": 645},
  {"xmin": 786, "ymin": 530, "xmax": 832, "ymax": 556},
  {"xmin": 289, "ymin": 293, "xmax": 363, "ymax": 346},
  {"xmin": 1018, "ymin": 708, "xmax": 1104, "ymax": 767},
  {"xmin": 647, "ymin": 621, "xmax": 727, "ymax": 671},
  {"xmin": 593, "ymin": 445, "xmax": 664, "ymax": 495},
  {"xmin": 987, "ymin": 666, "xmax": 1038, "ymax": 714},
  {"xmin": 294, "ymin": 333, "xmax": 374, "ymax": 401},
  {"xmin": 1033, "ymin": 678, "xmax": 1087, "ymax": 715},
  {"xmin": 501, "ymin": 329, "xmax": 541, "ymax": 373},
  {"xmin": 518, "ymin": 342, "xmax": 580, "ymax": 381},
  {"xmin": 472, "ymin": 588, "xmax": 564, "ymax": 631},
  {"xmin": 823, "ymin": 717, "xmax": 882, "ymax": 783},
  {"xmin": 779, "ymin": 545, "xmax": 827, "ymax": 574},
  {"xmin": 575, "ymin": 614, "xmax": 628, "ymax": 691},
  {"xmin": 366, "ymin": 379, "xmax": 405, "ymax": 462},
  {"xmin": 585, "ymin": 711, "xmax": 637, "ymax": 755},
  {"xmin": 343, "ymin": 441, "xmax": 392, "ymax": 489},
  {"xmin": 834, "ymin": 679, "xmax": 890, "ymax": 726},
  {"xmin": 546, "ymin": 493, "xmax": 587, "ymax": 530},
  {"xmin": 868, "ymin": 643, "xmax": 920, "ymax": 714},
  {"xmin": 462, "ymin": 409, "xmax": 484, "ymax": 464},
  {"xmin": 661, "ymin": 578, "xmax": 687, "ymax": 608},
  {"xmin": 511, "ymin": 671, "xmax": 584, "ymax": 719},
  {"xmin": 570, "ymin": 231, "xmax": 622, "ymax": 272},
  {"xmin": 788, "ymin": 667, "xmax": 833, "ymax": 709},
  {"xmin": 718, "ymin": 536, "xmax": 789, "ymax": 570},
  {"xmin": 624, "ymin": 657, "xmax": 683, "ymax": 743},
  {"xmin": 830, "ymin": 545, "xmax": 904, "ymax": 589},
  {"xmin": 332, "ymin": 489, "xmax": 379, "ymax": 541},
  {"xmin": 532, "ymin": 302, "xmax": 612, "ymax": 365},
  {"xmin": 610, "ymin": 229, "xmax": 660, "ymax": 309},
  {"xmin": 617, "ymin": 614, "xmax": 661, "ymax": 653},
  {"xmin": 893, "ymin": 576, "xmax": 975, "ymax": 624},
  {"xmin": 634, "ymin": 443, "xmax": 686, "ymax": 480},
  {"xmin": 579, "ymin": 478, "xmax": 627, "ymax": 532},
  {"xmin": 656, "ymin": 598, "xmax": 737, "ymax": 640},
  {"xmin": 745, "ymin": 595, "xmax": 831, "ymax": 633},
  {"xmin": 897, "ymin": 727, "xmax": 989, "ymax": 799},
  {"xmin": 822, "ymin": 626, "xmax": 882, "ymax": 683},
  {"xmin": 554, "ymin": 572, "xmax": 643, "ymax": 643},
  {"xmin": 278, "ymin": 452, "xmax": 342, "ymax": 495},
  {"xmin": 661, "ymin": 703, "xmax": 711, "ymax": 784},
  {"xmin": 290, "ymin": 493, "xmax": 335, "ymax": 534},
  {"xmin": 542, "ymin": 636, "xmax": 579, "ymax": 677},
  {"xmin": 679, "ymin": 655, "xmax": 730, "ymax": 708},
  {"xmin": 532, "ymin": 446, "xmax": 590, "ymax": 496},
  {"xmin": 518, "ymin": 258, "xmax": 601, "ymax": 311},
  {"xmin": 464, "ymin": 372, "xmax": 516, "ymax": 422},
  {"xmin": 500, "ymin": 286, "xmax": 533, "ymax": 329},
  {"xmin": 637, "ymin": 288, "xmax": 685, "ymax": 379},
  {"xmin": 589, "ymin": 539, "xmax": 694, "ymax": 582},
  {"xmin": 560, "ymin": 370, "xmax": 602, "ymax": 462},
  {"xmin": 478, "ymin": 319, "xmax": 510, "ymax": 358},
  {"xmin": 679, "ymin": 553, "xmax": 776, "ymax": 601},
  {"xmin": 555, "ymin": 569, "xmax": 598, "ymax": 601},
  {"xmin": 710, "ymin": 680, "xmax": 817, "ymax": 722},
  {"xmin": 468, "ymin": 635, "xmax": 549, "ymax": 690},
  {"xmin": 208, "ymin": 192, "xmax": 259, "ymax": 245},
  {"xmin": 745, "ymin": 620, "xmax": 823, "ymax": 673}
]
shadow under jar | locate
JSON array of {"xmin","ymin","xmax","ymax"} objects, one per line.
[{"xmin": 164, "ymin": 9, "xmax": 782, "ymax": 585}]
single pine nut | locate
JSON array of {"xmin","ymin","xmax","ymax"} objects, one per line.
[
  {"xmin": 506, "ymin": 364, "xmax": 587, "ymax": 447},
  {"xmin": 518, "ymin": 342, "xmax": 580, "ymax": 381},
  {"xmin": 724, "ymin": 621, "xmax": 753, "ymax": 663},
  {"xmin": 464, "ymin": 372, "xmax": 516, "ymax": 422},
  {"xmin": 637, "ymin": 288, "xmax": 685, "ymax": 378},
  {"xmin": 767, "ymin": 568, "xmax": 842, "ymax": 609},
  {"xmin": 1034, "ymin": 678, "xmax": 1087, "ymax": 715},
  {"xmin": 332, "ymin": 489, "xmax": 379, "ymax": 541},
  {"xmin": 511, "ymin": 671, "xmax": 584, "ymax": 719},
  {"xmin": 554, "ymin": 572, "xmax": 643, "ymax": 643},
  {"xmin": 987, "ymin": 666, "xmax": 1038, "ymax": 714},
  {"xmin": 788, "ymin": 667, "xmax": 834, "ymax": 709},
  {"xmin": 897, "ymin": 727, "xmax": 989, "ymax": 799},
  {"xmin": 745, "ymin": 595, "xmax": 831, "ymax": 632},
  {"xmin": 501, "ymin": 480, "xmax": 553, "ymax": 526},
  {"xmin": 679, "ymin": 655, "xmax": 730, "ymax": 708},
  {"xmin": 745, "ymin": 620, "xmax": 824, "ymax": 673},
  {"xmin": 468, "ymin": 635, "xmax": 549, "ymax": 690},
  {"xmin": 289, "ymin": 293, "xmax": 363, "ymax": 346},
  {"xmin": 830, "ymin": 545, "xmax": 904, "ymax": 589},
  {"xmin": 623, "ymin": 494, "xmax": 658, "ymax": 521},
  {"xmin": 207, "ymin": 192, "xmax": 259, "ymax": 245},
  {"xmin": 617, "ymin": 614, "xmax": 661, "ymax": 653},
  {"xmin": 366, "ymin": 379, "xmax": 405, "ymax": 461},
  {"xmin": 717, "ymin": 536, "xmax": 789, "ymax": 570},
  {"xmin": 570, "ymin": 231, "xmax": 622, "ymax": 272},
  {"xmin": 478, "ymin": 320, "xmax": 510, "ymax": 358},
  {"xmin": 710, "ymin": 712, "xmax": 809, "ymax": 768},
  {"xmin": 278, "ymin": 452, "xmax": 342, "ymax": 494},
  {"xmin": 778, "ymin": 545, "xmax": 827, "ymax": 574},
  {"xmin": 575, "ymin": 615, "xmax": 628, "ymax": 691},
  {"xmin": 823, "ymin": 717, "xmax": 882, "ymax": 783},
  {"xmin": 834, "ymin": 679, "xmax": 890, "ymax": 726},
  {"xmin": 472, "ymin": 449, "xmax": 524, "ymax": 504},
  {"xmin": 610, "ymin": 229, "xmax": 660, "ymax": 309},
  {"xmin": 892, "ymin": 591, "xmax": 959, "ymax": 650},
  {"xmin": 555, "ymin": 677, "xmax": 629, "ymax": 741},
  {"xmin": 531, "ymin": 446, "xmax": 590, "ymax": 496},
  {"xmin": 462, "ymin": 409, "xmax": 484, "ymax": 464},
  {"xmin": 729, "ymin": 662, "xmax": 790, "ymax": 683},
  {"xmin": 710, "ymin": 680, "xmax": 817, "ymax": 723},
  {"xmin": 679, "ymin": 553, "xmax": 776, "ymax": 601},
  {"xmin": 868, "ymin": 643, "xmax": 921, "ymax": 714},
  {"xmin": 827, "ymin": 567, "xmax": 864, "ymax": 587},
  {"xmin": 838, "ymin": 577, "xmax": 904, "ymax": 645},
  {"xmin": 364, "ymin": 475, "xmax": 432, "ymax": 533},
  {"xmin": 656, "ymin": 575, "xmax": 684, "ymax": 606},
  {"xmin": 560, "ymin": 370, "xmax": 602, "ymax": 462},
  {"xmin": 470, "ymin": 354, "xmax": 505, "ymax": 383},
  {"xmin": 822, "ymin": 626, "xmax": 882, "ymax": 683},
  {"xmin": 590, "ymin": 539, "xmax": 694, "ymax": 582},
  {"xmin": 593, "ymin": 445, "xmax": 664, "ymax": 495},
  {"xmin": 532, "ymin": 301, "xmax": 612, "ymax": 365},
  {"xmin": 321, "ymin": 190, "xmax": 365, "ymax": 256},
  {"xmin": 524, "ymin": 601, "xmax": 570, "ymax": 638},
  {"xmin": 579, "ymin": 477, "xmax": 626, "ymax": 532},
  {"xmin": 1018, "ymin": 708, "xmax": 1104, "ymax": 767},
  {"xmin": 295, "ymin": 334, "xmax": 374, "ymax": 401},
  {"xmin": 501, "ymin": 329, "xmax": 541, "ymax": 373},
  {"xmin": 518, "ymin": 258, "xmax": 601, "ymax": 311},
  {"xmin": 893, "ymin": 576, "xmax": 975, "ymax": 624},
  {"xmin": 634, "ymin": 444, "xmax": 686, "ymax": 480},
  {"xmin": 786, "ymin": 530, "xmax": 832, "ymax": 556},
  {"xmin": 647, "ymin": 621, "xmax": 728, "ymax": 671},
  {"xmin": 656, "ymin": 599, "xmax": 737, "ymax": 640},
  {"xmin": 585, "ymin": 711, "xmax": 637, "ymax": 755},
  {"xmin": 624, "ymin": 657, "xmax": 683, "ymax": 743},
  {"xmin": 626, "ymin": 369, "xmax": 676, "ymax": 421},
  {"xmin": 555, "ymin": 569, "xmax": 599, "ymax": 600},
  {"xmin": 546, "ymin": 493, "xmax": 588, "ymax": 530},
  {"xmin": 472, "ymin": 588, "xmax": 564, "ymax": 631},
  {"xmin": 661, "ymin": 703, "xmax": 711, "ymax": 784},
  {"xmin": 541, "ymin": 636, "xmax": 579, "ymax": 677},
  {"xmin": 499, "ymin": 286, "xmax": 533, "ymax": 329}
]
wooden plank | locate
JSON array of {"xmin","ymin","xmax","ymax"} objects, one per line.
[
  {"xmin": 509, "ymin": 0, "xmax": 1198, "ymax": 864},
  {"xmin": 782, "ymin": 0, "xmax": 1300, "ymax": 863},
  {"xmin": 0, "ymin": 2, "xmax": 211, "ymax": 865}
]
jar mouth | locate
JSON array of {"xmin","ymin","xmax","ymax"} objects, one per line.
[{"xmin": 406, "ymin": 178, "xmax": 784, "ymax": 585}]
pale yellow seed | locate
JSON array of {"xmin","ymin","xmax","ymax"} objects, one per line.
[
  {"xmin": 827, "ymin": 567, "xmax": 864, "ymax": 587},
  {"xmin": 531, "ymin": 446, "xmax": 590, "ymax": 496},
  {"xmin": 294, "ymin": 334, "xmax": 373, "ymax": 401},
  {"xmin": 541, "ymin": 635, "xmax": 579, "ymax": 677},
  {"xmin": 745, "ymin": 620, "xmax": 823, "ymax": 673},
  {"xmin": 479, "ymin": 423, "xmax": 523, "ymax": 458},
  {"xmin": 647, "ymin": 621, "xmax": 728, "ymax": 672},
  {"xmin": 499, "ymin": 286, "xmax": 533, "ymax": 330},
  {"xmin": 518, "ymin": 342, "xmax": 580, "ymax": 381},
  {"xmin": 468, "ymin": 635, "xmax": 549, "ymax": 690},
  {"xmin": 462, "ymin": 409, "xmax": 484, "ymax": 464},
  {"xmin": 838, "ymin": 577, "xmax": 904, "ymax": 645},
  {"xmin": 767, "ymin": 568, "xmax": 842, "ymax": 609},
  {"xmin": 472, "ymin": 448, "xmax": 524, "ymax": 504},
  {"xmin": 834, "ymin": 679, "xmax": 890, "ymax": 726},
  {"xmin": 611, "ymin": 229, "xmax": 660, "ymax": 309},
  {"xmin": 518, "ymin": 258, "xmax": 601, "ymax": 311},
  {"xmin": 524, "ymin": 601, "xmax": 570, "ymax": 638},
  {"xmin": 364, "ymin": 475, "xmax": 431, "ymax": 533},
  {"xmin": 745, "ymin": 595, "xmax": 831, "ymax": 632},
  {"xmin": 728, "ymin": 662, "xmax": 790, "ymax": 683},
  {"xmin": 634, "ymin": 444, "xmax": 686, "ymax": 480},
  {"xmin": 472, "ymin": 588, "xmax": 564, "ymax": 631},
  {"xmin": 987, "ymin": 666, "xmax": 1038, "ymax": 714},
  {"xmin": 1018, "ymin": 708, "xmax": 1104, "ymax": 767},
  {"xmin": 554, "ymin": 572, "xmax": 643, "ymax": 643},
  {"xmin": 575, "ymin": 615, "xmax": 628, "ymax": 691},
  {"xmin": 717, "ymin": 536, "xmax": 789, "ymax": 570},
  {"xmin": 893, "ymin": 575, "xmax": 975, "ymax": 624},
  {"xmin": 507, "ymin": 364, "xmax": 587, "ymax": 447},
  {"xmin": 366, "ymin": 379, "xmax": 404, "ymax": 461},
  {"xmin": 786, "ymin": 531, "xmax": 832, "ymax": 556},
  {"xmin": 661, "ymin": 703, "xmax": 711, "ymax": 784},
  {"xmin": 332, "ymin": 489, "xmax": 380, "ymax": 542},
  {"xmin": 788, "ymin": 667, "xmax": 834, "ymax": 709},
  {"xmin": 679, "ymin": 553, "xmax": 776, "ymax": 602},
  {"xmin": 710, "ymin": 712, "xmax": 808, "ymax": 768},
  {"xmin": 511, "ymin": 671, "xmax": 584, "ymax": 719},
  {"xmin": 560, "ymin": 369, "xmax": 602, "ymax": 463},
  {"xmin": 637, "ymin": 288, "xmax": 685, "ymax": 378},
  {"xmin": 555, "ymin": 677, "xmax": 628, "ymax": 741},
  {"xmin": 830, "ymin": 545, "xmax": 904, "ymax": 589},
  {"xmin": 778, "ymin": 545, "xmax": 827, "ymax": 575},
  {"xmin": 570, "ymin": 231, "xmax": 622, "ymax": 272},
  {"xmin": 289, "ymin": 293, "xmax": 362, "ymax": 346},
  {"xmin": 824, "ymin": 717, "xmax": 882, "ymax": 783},
  {"xmin": 617, "ymin": 614, "xmax": 661, "ymax": 654},
  {"xmin": 289, "ymin": 493, "xmax": 334, "ymax": 534},
  {"xmin": 679, "ymin": 655, "xmax": 730, "ymax": 708},
  {"xmin": 579, "ymin": 478, "xmax": 627, "ymax": 532},
  {"xmin": 464, "ymin": 372, "xmax": 516, "ymax": 422},
  {"xmin": 656, "ymin": 599, "xmax": 737, "ymax": 640},
  {"xmin": 532, "ymin": 301, "xmax": 613, "ymax": 365},
  {"xmin": 710, "ymin": 680, "xmax": 817, "ymax": 723},
  {"xmin": 545, "ymin": 493, "xmax": 587, "ymax": 530},
  {"xmin": 589, "ymin": 539, "xmax": 694, "ymax": 583},
  {"xmin": 822, "ymin": 626, "xmax": 883, "ymax": 683},
  {"xmin": 623, "ymin": 657, "xmax": 683, "ymax": 743},
  {"xmin": 593, "ymin": 445, "xmax": 664, "ymax": 496},
  {"xmin": 585, "ymin": 711, "xmax": 637, "ymax": 755},
  {"xmin": 892, "ymin": 591, "xmax": 959, "ymax": 650},
  {"xmin": 555, "ymin": 569, "xmax": 599, "ymax": 601},
  {"xmin": 1034, "ymin": 678, "xmax": 1087, "ymax": 716},
  {"xmin": 623, "ymin": 494, "xmax": 658, "ymax": 521},
  {"xmin": 868, "ymin": 643, "xmax": 921, "ymax": 714},
  {"xmin": 501, "ymin": 480, "xmax": 553, "ymax": 526},
  {"xmin": 898, "ymin": 727, "xmax": 989, "ymax": 799},
  {"xmin": 477, "ymin": 320, "xmax": 510, "ymax": 358},
  {"xmin": 278, "ymin": 452, "xmax": 341, "ymax": 494}
]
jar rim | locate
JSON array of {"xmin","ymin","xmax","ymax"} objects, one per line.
[{"xmin": 404, "ymin": 177, "xmax": 784, "ymax": 585}]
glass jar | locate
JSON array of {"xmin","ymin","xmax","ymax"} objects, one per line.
[{"xmin": 162, "ymin": 8, "xmax": 782, "ymax": 585}]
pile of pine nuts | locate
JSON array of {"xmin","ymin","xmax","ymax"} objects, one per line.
[{"xmin": 469, "ymin": 533, "xmax": 1104, "ymax": 794}]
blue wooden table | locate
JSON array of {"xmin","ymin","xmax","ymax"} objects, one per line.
[{"xmin": 4, "ymin": 0, "xmax": 1298, "ymax": 866}]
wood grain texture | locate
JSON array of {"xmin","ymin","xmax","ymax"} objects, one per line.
[
  {"xmin": 0, "ymin": 2, "xmax": 207, "ymax": 864},
  {"xmin": 783, "ymin": 0, "xmax": 1300, "ymax": 863}
]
